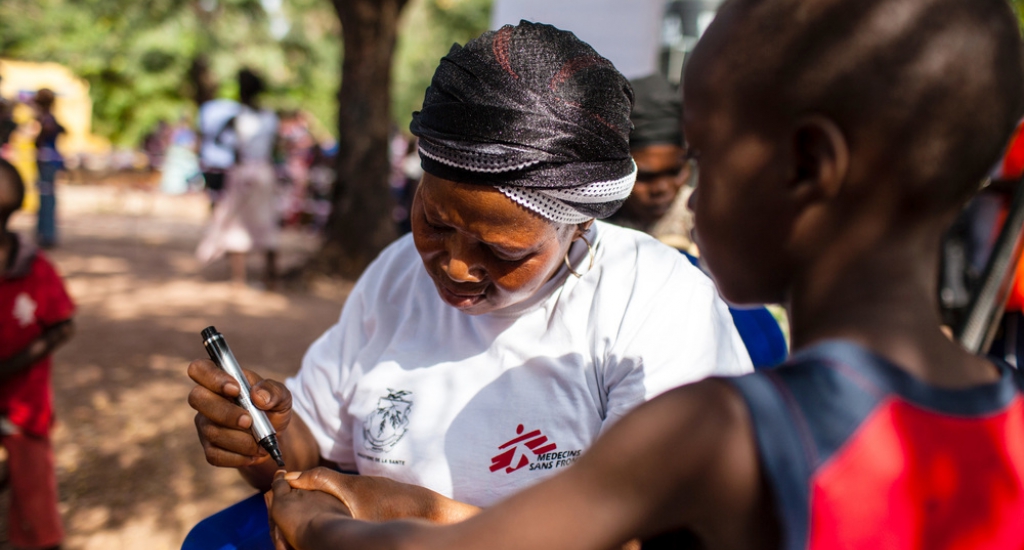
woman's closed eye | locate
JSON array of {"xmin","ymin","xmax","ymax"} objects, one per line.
[
  {"xmin": 489, "ymin": 246, "xmax": 530, "ymax": 262},
  {"xmin": 423, "ymin": 215, "xmax": 450, "ymax": 231}
]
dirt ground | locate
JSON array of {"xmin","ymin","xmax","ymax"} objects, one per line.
[{"xmin": 0, "ymin": 181, "xmax": 353, "ymax": 550}]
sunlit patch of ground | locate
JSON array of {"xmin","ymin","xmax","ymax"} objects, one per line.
[{"xmin": 0, "ymin": 183, "xmax": 351, "ymax": 550}]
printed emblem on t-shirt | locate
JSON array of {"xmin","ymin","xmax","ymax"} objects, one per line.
[
  {"xmin": 489, "ymin": 424, "xmax": 582, "ymax": 474},
  {"xmin": 13, "ymin": 292, "xmax": 37, "ymax": 327},
  {"xmin": 362, "ymin": 389, "xmax": 412, "ymax": 453}
]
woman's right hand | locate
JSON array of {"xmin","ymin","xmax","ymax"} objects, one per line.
[{"xmin": 187, "ymin": 358, "xmax": 293, "ymax": 468}]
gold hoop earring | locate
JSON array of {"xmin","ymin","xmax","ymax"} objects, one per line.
[{"xmin": 564, "ymin": 234, "xmax": 595, "ymax": 278}]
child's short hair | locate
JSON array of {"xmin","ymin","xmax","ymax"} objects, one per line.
[
  {"xmin": 0, "ymin": 158, "xmax": 26, "ymax": 229},
  {"xmin": 694, "ymin": 0, "xmax": 1024, "ymax": 210},
  {"xmin": 34, "ymin": 88, "xmax": 56, "ymax": 111}
]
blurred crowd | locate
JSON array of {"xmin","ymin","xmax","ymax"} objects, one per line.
[{"xmin": 142, "ymin": 93, "xmax": 337, "ymax": 234}]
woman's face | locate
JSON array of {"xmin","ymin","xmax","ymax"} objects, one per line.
[{"xmin": 412, "ymin": 173, "xmax": 578, "ymax": 315}]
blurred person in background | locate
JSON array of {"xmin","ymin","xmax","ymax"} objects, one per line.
[
  {"xmin": 159, "ymin": 115, "xmax": 203, "ymax": 195},
  {"xmin": 609, "ymin": 73, "xmax": 694, "ymax": 251},
  {"xmin": 142, "ymin": 119, "xmax": 170, "ymax": 172},
  {"xmin": 393, "ymin": 136, "xmax": 423, "ymax": 235},
  {"xmin": 32, "ymin": 89, "xmax": 64, "ymax": 249},
  {"xmin": 278, "ymin": 110, "xmax": 317, "ymax": 227},
  {"xmin": 0, "ymin": 76, "xmax": 16, "ymax": 155},
  {"xmin": 195, "ymin": 69, "xmax": 280, "ymax": 289},
  {"xmin": 198, "ymin": 97, "xmax": 241, "ymax": 207},
  {"xmin": 0, "ymin": 158, "xmax": 75, "ymax": 550}
]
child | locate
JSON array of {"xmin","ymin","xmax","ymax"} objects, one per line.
[
  {"xmin": 32, "ymin": 89, "xmax": 65, "ymax": 249},
  {"xmin": 264, "ymin": 0, "xmax": 1024, "ymax": 548},
  {"xmin": 0, "ymin": 158, "xmax": 74, "ymax": 550}
]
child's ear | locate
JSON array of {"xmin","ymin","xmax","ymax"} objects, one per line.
[{"xmin": 790, "ymin": 115, "xmax": 849, "ymax": 204}]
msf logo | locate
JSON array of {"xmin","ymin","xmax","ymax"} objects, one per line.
[{"xmin": 489, "ymin": 424, "xmax": 557, "ymax": 474}]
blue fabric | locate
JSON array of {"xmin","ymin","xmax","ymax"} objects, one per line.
[
  {"xmin": 679, "ymin": 252, "xmax": 788, "ymax": 369},
  {"xmin": 36, "ymin": 161, "xmax": 59, "ymax": 247},
  {"xmin": 36, "ymin": 194, "xmax": 56, "ymax": 247},
  {"xmin": 181, "ymin": 493, "xmax": 274, "ymax": 550}
]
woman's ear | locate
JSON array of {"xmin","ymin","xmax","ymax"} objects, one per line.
[{"xmin": 574, "ymin": 219, "xmax": 595, "ymax": 239}]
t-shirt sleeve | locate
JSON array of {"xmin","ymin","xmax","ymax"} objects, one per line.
[
  {"xmin": 600, "ymin": 253, "xmax": 752, "ymax": 432},
  {"xmin": 33, "ymin": 256, "xmax": 75, "ymax": 327},
  {"xmin": 284, "ymin": 266, "xmax": 375, "ymax": 471}
]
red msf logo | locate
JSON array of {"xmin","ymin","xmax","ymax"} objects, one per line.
[{"xmin": 489, "ymin": 424, "xmax": 558, "ymax": 474}]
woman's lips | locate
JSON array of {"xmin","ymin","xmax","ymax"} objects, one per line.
[{"xmin": 437, "ymin": 284, "xmax": 487, "ymax": 309}]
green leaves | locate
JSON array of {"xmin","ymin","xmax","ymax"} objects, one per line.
[
  {"xmin": 392, "ymin": 0, "xmax": 492, "ymax": 131},
  {"xmin": 0, "ymin": 0, "xmax": 492, "ymax": 146},
  {"xmin": 0, "ymin": 0, "xmax": 339, "ymax": 146}
]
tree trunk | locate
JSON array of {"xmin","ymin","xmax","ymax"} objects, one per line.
[{"xmin": 319, "ymin": 0, "xmax": 409, "ymax": 277}]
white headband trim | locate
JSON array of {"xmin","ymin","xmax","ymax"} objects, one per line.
[
  {"xmin": 417, "ymin": 144, "xmax": 542, "ymax": 173},
  {"xmin": 497, "ymin": 161, "xmax": 637, "ymax": 223}
]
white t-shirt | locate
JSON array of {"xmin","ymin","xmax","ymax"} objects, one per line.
[
  {"xmin": 234, "ymin": 106, "xmax": 278, "ymax": 163},
  {"xmin": 198, "ymin": 99, "xmax": 240, "ymax": 170},
  {"xmin": 287, "ymin": 221, "xmax": 751, "ymax": 507}
]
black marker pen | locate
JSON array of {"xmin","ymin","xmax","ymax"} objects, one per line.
[{"xmin": 201, "ymin": 326, "xmax": 285, "ymax": 468}]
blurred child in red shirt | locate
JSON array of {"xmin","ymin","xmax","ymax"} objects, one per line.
[{"xmin": 0, "ymin": 158, "xmax": 74, "ymax": 550}]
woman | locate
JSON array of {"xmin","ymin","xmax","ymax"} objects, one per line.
[
  {"xmin": 187, "ymin": 21, "xmax": 750, "ymax": 518},
  {"xmin": 195, "ymin": 69, "xmax": 280, "ymax": 288}
]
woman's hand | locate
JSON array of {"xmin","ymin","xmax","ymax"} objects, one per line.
[
  {"xmin": 187, "ymin": 358, "xmax": 293, "ymax": 468},
  {"xmin": 276, "ymin": 467, "xmax": 481, "ymax": 524}
]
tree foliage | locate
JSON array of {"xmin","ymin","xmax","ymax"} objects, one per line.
[
  {"xmin": 0, "ymin": 0, "xmax": 340, "ymax": 146},
  {"xmin": 392, "ymin": 0, "xmax": 493, "ymax": 132},
  {"xmin": 0, "ymin": 0, "xmax": 492, "ymax": 147}
]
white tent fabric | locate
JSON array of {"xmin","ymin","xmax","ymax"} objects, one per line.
[{"xmin": 491, "ymin": 0, "xmax": 665, "ymax": 80}]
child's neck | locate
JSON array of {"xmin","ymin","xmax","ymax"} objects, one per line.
[{"xmin": 788, "ymin": 226, "xmax": 999, "ymax": 388}]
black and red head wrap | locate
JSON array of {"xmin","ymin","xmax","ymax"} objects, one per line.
[{"xmin": 410, "ymin": 21, "xmax": 636, "ymax": 223}]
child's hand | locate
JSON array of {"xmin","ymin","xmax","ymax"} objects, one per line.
[
  {"xmin": 266, "ymin": 470, "xmax": 353, "ymax": 550},
  {"xmin": 187, "ymin": 359, "xmax": 292, "ymax": 468},
  {"xmin": 282, "ymin": 467, "xmax": 480, "ymax": 524}
]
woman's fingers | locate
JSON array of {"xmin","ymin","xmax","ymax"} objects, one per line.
[
  {"xmin": 187, "ymin": 358, "xmax": 290, "ymax": 467},
  {"xmin": 188, "ymin": 384, "xmax": 252, "ymax": 429},
  {"xmin": 286, "ymin": 468, "xmax": 356, "ymax": 517},
  {"xmin": 188, "ymin": 359, "xmax": 242, "ymax": 397},
  {"xmin": 251, "ymin": 378, "xmax": 293, "ymax": 432},
  {"xmin": 194, "ymin": 414, "xmax": 273, "ymax": 467}
]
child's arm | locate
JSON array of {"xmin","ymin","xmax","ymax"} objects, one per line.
[
  {"xmin": 268, "ymin": 379, "xmax": 771, "ymax": 550},
  {"xmin": 0, "ymin": 319, "xmax": 74, "ymax": 383}
]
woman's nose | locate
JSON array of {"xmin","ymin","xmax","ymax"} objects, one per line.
[{"xmin": 443, "ymin": 241, "xmax": 484, "ymax": 283}]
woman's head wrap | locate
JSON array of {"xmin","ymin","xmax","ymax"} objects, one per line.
[
  {"xmin": 410, "ymin": 21, "xmax": 636, "ymax": 224},
  {"xmin": 629, "ymin": 73, "xmax": 683, "ymax": 149}
]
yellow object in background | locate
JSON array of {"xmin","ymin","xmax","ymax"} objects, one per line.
[
  {"xmin": 0, "ymin": 57, "xmax": 112, "ymax": 214},
  {"xmin": 7, "ymin": 103, "xmax": 39, "ymax": 213}
]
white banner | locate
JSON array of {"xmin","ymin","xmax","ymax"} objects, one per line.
[{"xmin": 491, "ymin": 0, "xmax": 666, "ymax": 80}]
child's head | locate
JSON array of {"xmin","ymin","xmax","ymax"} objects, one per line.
[
  {"xmin": 0, "ymin": 158, "xmax": 25, "ymax": 232},
  {"xmin": 34, "ymin": 88, "xmax": 56, "ymax": 113},
  {"xmin": 684, "ymin": 0, "xmax": 1024, "ymax": 304}
]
